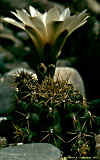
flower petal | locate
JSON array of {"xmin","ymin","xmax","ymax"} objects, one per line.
[
  {"xmin": 46, "ymin": 8, "xmax": 70, "ymax": 44},
  {"xmin": 11, "ymin": 9, "xmax": 30, "ymax": 22},
  {"xmin": 46, "ymin": 7, "xmax": 60, "ymax": 24},
  {"xmin": 29, "ymin": 6, "xmax": 37, "ymax": 17},
  {"xmin": 46, "ymin": 21, "xmax": 63, "ymax": 44},
  {"xmin": 56, "ymin": 10, "xmax": 89, "ymax": 38},
  {"xmin": 12, "ymin": 9, "xmax": 34, "ymax": 27},
  {"xmin": 22, "ymin": 9, "xmax": 30, "ymax": 16},
  {"xmin": 40, "ymin": 12, "xmax": 47, "ymax": 27},
  {"xmin": 66, "ymin": 12, "xmax": 89, "ymax": 35},
  {"xmin": 12, "ymin": 8, "xmax": 47, "ymax": 43},
  {"xmin": 1, "ymin": 17, "xmax": 25, "ymax": 30},
  {"xmin": 15, "ymin": 9, "xmax": 32, "ymax": 26},
  {"xmin": 11, "ymin": 11, "xmax": 23, "ymax": 22},
  {"xmin": 56, "ymin": 11, "xmax": 89, "ymax": 51},
  {"xmin": 30, "ymin": 16, "xmax": 48, "ymax": 44},
  {"xmin": 29, "ymin": 6, "xmax": 41, "ymax": 17},
  {"xmin": 25, "ymin": 25, "xmax": 44, "ymax": 56},
  {"xmin": 50, "ymin": 30, "xmax": 68, "ymax": 58},
  {"xmin": 60, "ymin": 8, "xmax": 70, "ymax": 21}
]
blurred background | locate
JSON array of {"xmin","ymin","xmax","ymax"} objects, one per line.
[{"xmin": 0, "ymin": 0, "xmax": 100, "ymax": 101}]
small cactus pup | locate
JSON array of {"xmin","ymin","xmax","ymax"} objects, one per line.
[{"xmin": 1, "ymin": 6, "xmax": 89, "ymax": 83}]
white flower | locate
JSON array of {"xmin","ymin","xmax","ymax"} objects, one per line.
[{"xmin": 1, "ymin": 6, "xmax": 89, "ymax": 57}]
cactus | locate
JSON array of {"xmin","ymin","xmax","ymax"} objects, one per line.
[{"xmin": 3, "ymin": 70, "xmax": 95, "ymax": 157}]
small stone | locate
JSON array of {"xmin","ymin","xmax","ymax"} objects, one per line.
[
  {"xmin": 0, "ymin": 77, "xmax": 16, "ymax": 114},
  {"xmin": 0, "ymin": 143, "xmax": 61, "ymax": 160},
  {"xmin": 0, "ymin": 137, "xmax": 7, "ymax": 147}
]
